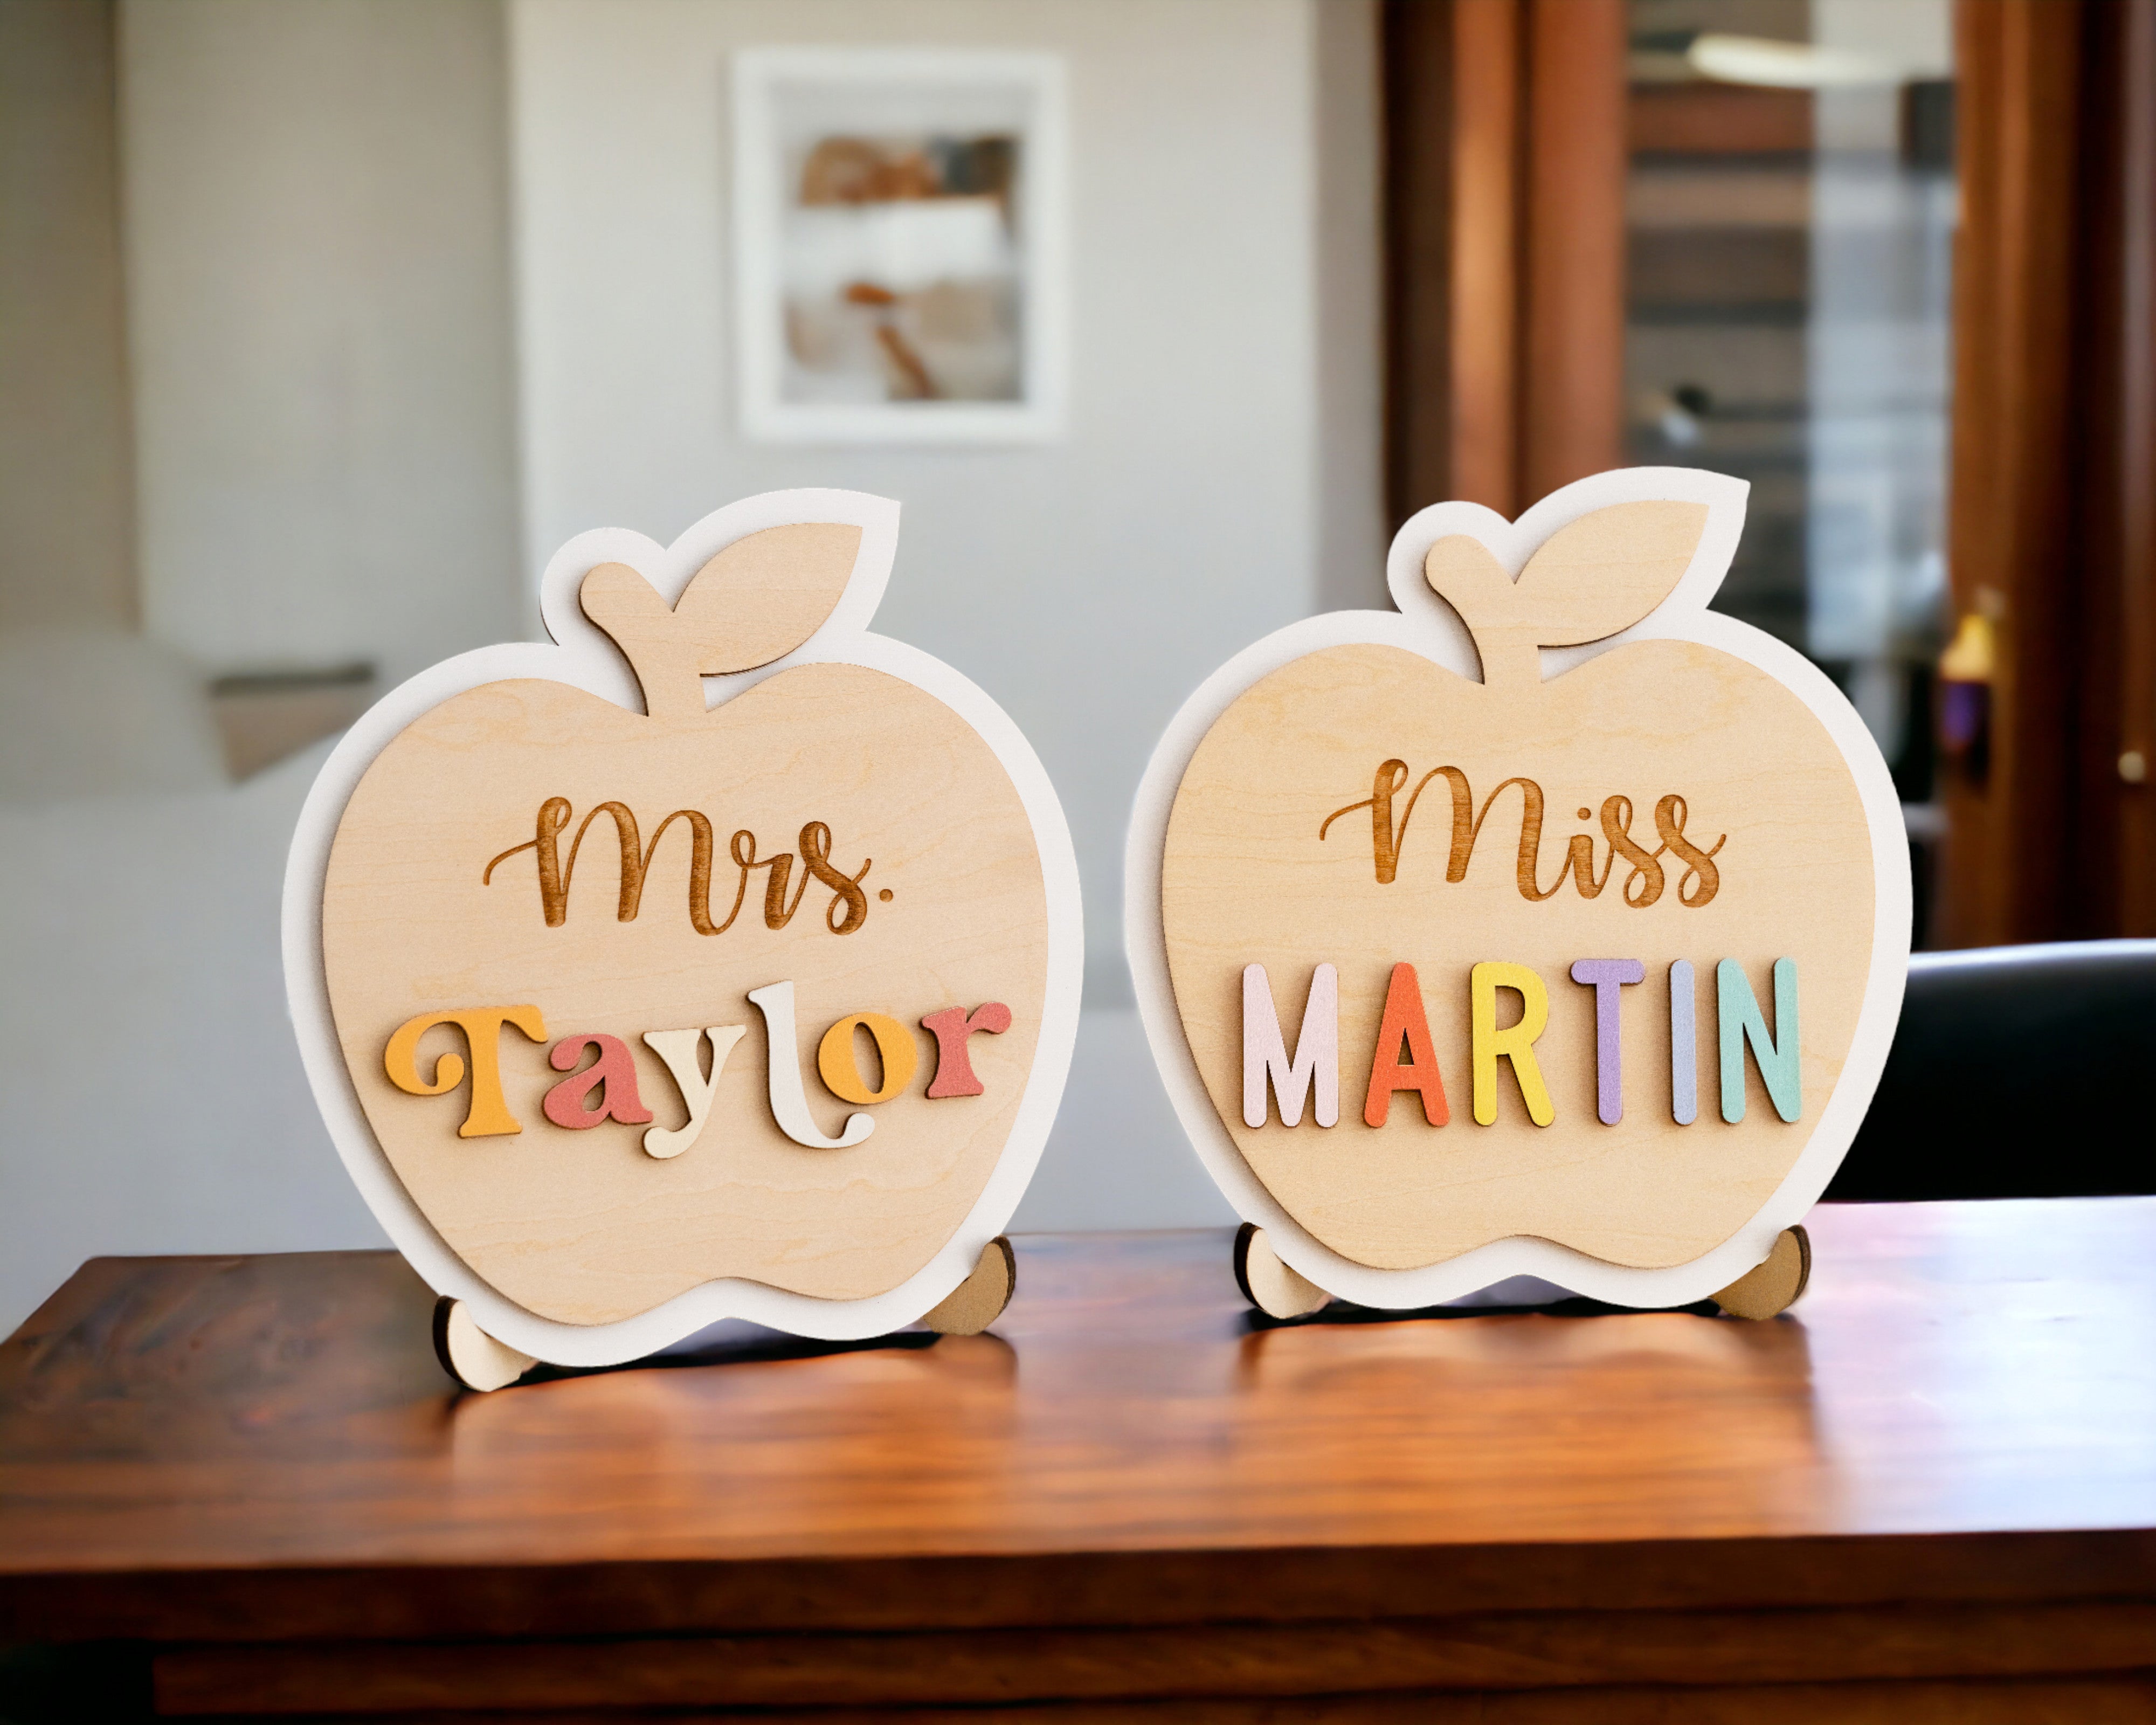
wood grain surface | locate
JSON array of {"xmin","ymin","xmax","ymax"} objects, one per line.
[
  {"xmin": 322, "ymin": 659, "xmax": 1048, "ymax": 1320},
  {"xmin": 1162, "ymin": 636, "xmax": 1874, "ymax": 1271},
  {"xmin": 2, "ymin": 1203, "xmax": 2153, "ymax": 1717},
  {"xmin": 150, "ymin": 1602, "xmax": 2156, "ymax": 1714},
  {"xmin": 116, "ymin": 1684, "xmax": 2156, "ymax": 1725}
]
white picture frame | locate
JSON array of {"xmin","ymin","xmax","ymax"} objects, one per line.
[{"xmin": 731, "ymin": 47, "xmax": 1068, "ymax": 446}]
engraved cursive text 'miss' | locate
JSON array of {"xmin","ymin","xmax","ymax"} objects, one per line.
[{"xmin": 1320, "ymin": 758, "xmax": 1725, "ymax": 906}]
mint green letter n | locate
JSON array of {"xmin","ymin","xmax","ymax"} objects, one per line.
[{"xmin": 1717, "ymin": 958, "xmax": 1800, "ymax": 1124}]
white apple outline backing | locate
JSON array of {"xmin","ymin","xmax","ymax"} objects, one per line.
[
  {"xmin": 284, "ymin": 488, "xmax": 1083, "ymax": 1364},
  {"xmin": 1125, "ymin": 466, "xmax": 1912, "ymax": 1309}
]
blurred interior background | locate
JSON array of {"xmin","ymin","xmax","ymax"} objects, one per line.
[{"xmin": 2, "ymin": 0, "xmax": 2150, "ymax": 1334}]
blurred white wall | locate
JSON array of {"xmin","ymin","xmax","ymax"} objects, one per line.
[
  {"xmin": 509, "ymin": 0, "xmax": 1372, "ymax": 975},
  {"xmin": 0, "ymin": 742, "xmax": 385, "ymax": 1334},
  {"xmin": 509, "ymin": 0, "xmax": 1381, "ymax": 1233},
  {"xmin": 1312, "ymin": 0, "xmax": 1387, "ymax": 616},
  {"xmin": 120, "ymin": 0, "xmax": 523, "ymax": 686},
  {"xmin": 0, "ymin": 0, "xmax": 1382, "ymax": 1329},
  {"xmin": 1, "ymin": 0, "xmax": 530, "ymax": 1333}
]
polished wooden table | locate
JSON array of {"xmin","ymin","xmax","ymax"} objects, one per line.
[{"xmin": 3, "ymin": 1201, "xmax": 2154, "ymax": 1722}]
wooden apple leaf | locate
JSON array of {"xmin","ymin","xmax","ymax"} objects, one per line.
[
  {"xmin": 673, "ymin": 522, "xmax": 863, "ymax": 674},
  {"xmin": 1515, "ymin": 500, "xmax": 1708, "ymax": 646}
]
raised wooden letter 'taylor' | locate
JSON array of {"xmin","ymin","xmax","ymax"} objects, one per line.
[
  {"xmin": 286, "ymin": 491, "xmax": 1081, "ymax": 1386},
  {"xmin": 1127, "ymin": 469, "xmax": 1909, "ymax": 1320}
]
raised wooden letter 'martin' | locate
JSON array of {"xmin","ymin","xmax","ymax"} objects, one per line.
[
  {"xmin": 1129, "ymin": 468, "xmax": 1909, "ymax": 1321},
  {"xmin": 287, "ymin": 491, "xmax": 1082, "ymax": 1384}
]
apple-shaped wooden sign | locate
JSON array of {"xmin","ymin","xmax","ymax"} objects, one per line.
[
  {"xmin": 286, "ymin": 490, "xmax": 1080, "ymax": 1386},
  {"xmin": 1127, "ymin": 468, "xmax": 1909, "ymax": 1320}
]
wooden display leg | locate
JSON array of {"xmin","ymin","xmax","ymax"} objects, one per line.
[
  {"xmin": 430, "ymin": 1240, "xmax": 1018, "ymax": 1388},
  {"xmin": 1711, "ymin": 1225, "xmax": 1812, "ymax": 1321},
  {"xmin": 1228, "ymin": 1223, "xmax": 1812, "ymax": 1324},
  {"xmin": 431, "ymin": 1297, "xmax": 540, "ymax": 1393},
  {"xmin": 1233, "ymin": 1222, "xmax": 1334, "ymax": 1320},
  {"xmin": 921, "ymin": 1237, "xmax": 1017, "ymax": 1336}
]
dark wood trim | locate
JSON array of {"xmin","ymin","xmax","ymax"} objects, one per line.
[
  {"xmin": 2118, "ymin": 0, "xmax": 2156, "ymax": 936},
  {"xmin": 1519, "ymin": 0, "xmax": 1627, "ymax": 503},
  {"xmin": 1942, "ymin": 0, "xmax": 2156, "ymax": 945},
  {"xmin": 1382, "ymin": 0, "xmax": 1460, "ymax": 523},
  {"xmin": 150, "ymin": 1602, "xmax": 2156, "ymax": 1715},
  {"xmin": 1382, "ymin": 0, "xmax": 1626, "ymax": 526},
  {"xmin": 2074, "ymin": 0, "xmax": 2156, "ymax": 936},
  {"xmin": 109, "ymin": 1675, "xmax": 2156, "ymax": 1725},
  {"xmin": 10, "ymin": 1529, "xmax": 2156, "ymax": 1648},
  {"xmin": 1446, "ymin": 0, "xmax": 1523, "ymax": 517},
  {"xmin": 1939, "ymin": 0, "xmax": 2085, "ymax": 947}
]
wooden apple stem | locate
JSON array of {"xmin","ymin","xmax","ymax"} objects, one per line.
[
  {"xmin": 1424, "ymin": 536, "xmax": 1540, "ymax": 693},
  {"xmin": 579, "ymin": 563, "xmax": 706, "ymax": 722},
  {"xmin": 1463, "ymin": 625, "xmax": 1541, "ymax": 694}
]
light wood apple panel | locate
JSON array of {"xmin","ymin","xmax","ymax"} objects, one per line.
[
  {"xmin": 322, "ymin": 661, "xmax": 1048, "ymax": 1322},
  {"xmin": 1162, "ymin": 640, "xmax": 1874, "ymax": 1271}
]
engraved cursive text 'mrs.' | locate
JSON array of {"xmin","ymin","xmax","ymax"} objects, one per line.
[{"xmin": 483, "ymin": 798, "xmax": 873, "ymax": 935}]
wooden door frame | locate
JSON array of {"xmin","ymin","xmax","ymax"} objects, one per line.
[
  {"xmin": 1384, "ymin": 0, "xmax": 2156, "ymax": 944},
  {"xmin": 1944, "ymin": 0, "xmax": 2156, "ymax": 944},
  {"xmin": 1382, "ymin": 0, "xmax": 1628, "ymax": 527}
]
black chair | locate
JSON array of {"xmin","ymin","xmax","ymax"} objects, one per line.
[{"xmin": 1825, "ymin": 939, "xmax": 2156, "ymax": 1200}]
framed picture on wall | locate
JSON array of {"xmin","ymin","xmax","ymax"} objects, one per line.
[{"xmin": 731, "ymin": 47, "xmax": 1068, "ymax": 446}]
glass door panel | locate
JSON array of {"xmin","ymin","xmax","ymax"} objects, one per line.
[{"xmin": 1627, "ymin": 0, "xmax": 1955, "ymax": 940}]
